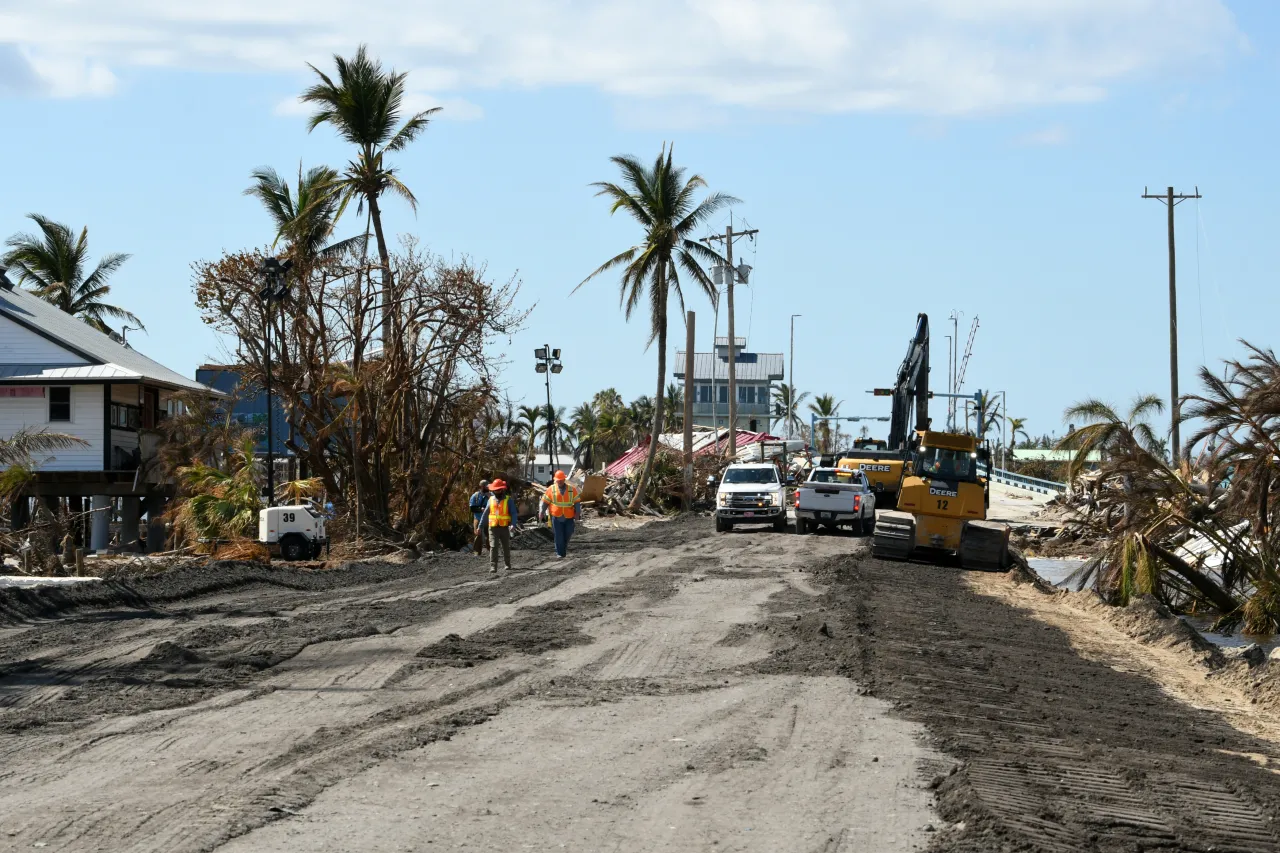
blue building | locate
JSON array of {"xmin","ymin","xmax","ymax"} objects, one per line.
[{"xmin": 195, "ymin": 364, "xmax": 292, "ymax": 457}]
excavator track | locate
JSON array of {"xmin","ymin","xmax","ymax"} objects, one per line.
[
  {"xmin": 960, "ymin": 520, "xmax": 1010, "ymax": 571},
  {"xmin": 872, "ymin": 511, "xmax": 915, "ymax": 561}
]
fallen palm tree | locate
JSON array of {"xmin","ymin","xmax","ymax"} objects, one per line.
[{"xmin": 1059, "ymin": 344, "xmax": 1280, "ymax": 633}]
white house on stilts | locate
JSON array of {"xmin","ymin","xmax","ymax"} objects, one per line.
[{"xmin": 0, "ymin": 276, "xmax": 219, "ymax": 553}]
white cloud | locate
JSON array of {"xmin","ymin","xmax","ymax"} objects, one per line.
[
  {"xmin": 1015, "ymin": 124, "xmax": 1069, "ymax": 146},
  {"xmin": 0, "ymin": 1, "xmax": 1244, "ymax": 115}
]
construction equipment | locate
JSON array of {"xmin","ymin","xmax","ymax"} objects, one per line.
[
  {"xmin": 836, "ymin": 313, "xmax": 930, "ymax": 508},
  {"xmin": 868, "ymin": 313, "xmax": 1009, "ymax": 570},
  {"xmin": 872, "ymin": 429, "xmax": 1009, "ymax": 569}
]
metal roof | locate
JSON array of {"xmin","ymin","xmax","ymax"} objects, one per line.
[
  {"xmin": 672, "ymin": 351, "xmax": 784, "ymax": 382},
  {"xmin": 0, "ymin": 364, "xmax": 144, "ymax": 382},
  {"xmin": 0, "ymin": 285, "xmax": 213, "ymax": 393},
  {"xmin": 714, "ymin": 337, "xmax": 747, "ymax": 348}
]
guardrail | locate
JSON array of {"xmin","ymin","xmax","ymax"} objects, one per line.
[{"xmin": 991, "ymin": 467, "xmax": 1067, "ymax": 495}]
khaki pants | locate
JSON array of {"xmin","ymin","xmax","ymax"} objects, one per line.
[
  {"xmin": 472, "ymin": 519, "xmax": 488, "ymax": 554},
  {"xmin": 489, "ymin": 525, "xmax": 512, "ymax": 570}
]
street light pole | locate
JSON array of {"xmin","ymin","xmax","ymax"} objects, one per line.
[
  {"xmin": 257, "ymin": 257, "xmax": 293, "ymax": 507},
  {"xmin": 789, "ymin": 314, "xmax": 801, "ymax": 439},
  {"xmin": 534, "ymin": 346, "xmax": 563, "ymax": 478}
]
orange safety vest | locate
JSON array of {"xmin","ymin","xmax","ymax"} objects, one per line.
[
  {"xmin": 542, "ymin": 482, "xmax": 580, "ymax": 519},
  {"xmin": 488, "ymin": 495, "xmax": 512, "ymax": 527}
]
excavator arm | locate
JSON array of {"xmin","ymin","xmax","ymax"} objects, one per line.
[{"xmin": 887, "ymin": 313, "xmax": 930, "ymax": 452}]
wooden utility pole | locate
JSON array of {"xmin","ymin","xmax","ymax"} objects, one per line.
[
  {"xmin": 701, "ymin": 221, "xmax": 758, "ymax": 456},
  {"xmin": 683, "ymin": 311, "xmax": 696, "ymax": 511},
  {"xmin": 1142, "ymin": 185, "xmax": 1201, "ymax": 463}
]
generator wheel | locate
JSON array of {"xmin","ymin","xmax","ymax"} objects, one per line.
[{"xmin": 279, "ymin": 534, "xmax": 308, "ymax": 562}]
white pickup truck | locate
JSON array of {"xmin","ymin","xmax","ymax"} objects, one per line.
[
  {"xmin": 715, "ymin": 462, "xmax": 788, "ymax": 533},
  {"xmin": 794, "ymin": 467, "xmax": 876, "ymax": 535}
]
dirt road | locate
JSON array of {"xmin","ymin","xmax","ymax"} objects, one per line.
[{"xmin": 3, "ymin": 517, "xmax": 1280, "ymax": 851}]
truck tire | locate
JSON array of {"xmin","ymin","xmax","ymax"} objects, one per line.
[
  {"xmin": 795, "ymin": 517, "xmax": 808, "ymax": 535},
  {"xmin": 860, "ymin": 511, "xmax": 874, "ymax": 536},
  {"xmin": 773, "ymin": 516, "xmax": 788, "ymax": 533},
  {"xmin": 715, "ymin": 516, "xmax": 732, "ymax": 533},
  {"xmin": 279, "ymin": 534, "xmax": 308, "ymax": 562}
]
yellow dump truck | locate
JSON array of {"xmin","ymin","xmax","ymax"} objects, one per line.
[{"xmin": 871, "ymin": 430, "xmax": 1009, "ymax": 570}]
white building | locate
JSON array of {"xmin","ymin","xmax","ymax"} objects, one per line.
[
  {"xmin": 672, "ymin": 337, "xmax": 785, "ymax": 433},
  {"xmin": 526, "ymin": 453, "xmax": 573, "ymax": 484},
  {"xmin": 0, "ymin": 280, "xmax": 218, "ymax": 552}
]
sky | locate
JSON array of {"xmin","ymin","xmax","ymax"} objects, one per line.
[{"xmin": 1, "ymin": 0, "xmax": 1276, "ymax": 444}]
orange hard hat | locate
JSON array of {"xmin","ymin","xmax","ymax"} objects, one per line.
[
  {"xmin": 490, "ymin": 478, "xmax": 507, "ymax": 490},
  {"xmin": 554, "ymin": 470, "xmax": 567, "ymax": 481}
]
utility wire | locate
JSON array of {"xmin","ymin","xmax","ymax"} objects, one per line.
[{"xmin": 1195, "ymin": 197, "xmax": 1207, "ymax": 365}]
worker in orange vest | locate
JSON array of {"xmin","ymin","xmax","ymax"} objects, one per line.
[
  {"xmin": 538, "ymin": 470, "xmax": 582, "ymax": 559},
  {"xmin": 476, "ymin": 479, "xmax": 517, "ymax": 573}
]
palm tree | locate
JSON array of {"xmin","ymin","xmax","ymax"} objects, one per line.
[
  {"xmin": 173, "ymin": 437, "xmax": 264, "ymax": 542},
  {"xmin": 578, "ymin": 146, "xmax": 736, "ymax": 510},
  {"xmin": 593, "ymin": 388, "xmax": 624, "ymax": 415},
  {"xmin": 0, "ymin": 428, "xmax": 88, "ymax": 500},
  {"xmin": 665, "ymin": 383, "xmax": 685, "ymax": 431},
  {"xmin": 2, "ymin": 214, "xmax": 141, "ymax": 334},
  {"xmin": 1060, "ymin": 395, "xmax": 1165, "ymax": 476},
  {"xmin": 773, "ymin": 384, "xmax": 810, "ymax": 437},
  {"xmin": 1007, "ymin": 417, "xmax": 1030, "ymax": 448},
  {"xmin": 244, "ymin": 164, "xmax": 364, "ymax": 262},
  {"xmin": 571, "ymin": 403, "xmax": 601, "ymax": 470},
  {"xmin": 514, "ymin": 405, "xmax": 543, "ymax": 476},
  {"xmin": 807, "ymin": 394, "xmax": 842, "ymax": 452},
  {"xmin": 967, "ymin": 391, "xmax": 1002, "ymax": 439},
  {"xmin": 537, "ymin": 405, "xmax": 573, "ymax": 455},
  {"xmin": 301, "ymin": 44, "xmax": 440, "ymax": 333},
  {"xmin": 628, "ymin": 396, "xmax": 656, "ymax": 445}
]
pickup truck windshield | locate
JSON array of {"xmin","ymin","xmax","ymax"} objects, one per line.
[
  {"xmin": 723, "ymin": 468, "xmax": 779, "ymax": 485},
  {"xmin": 917, "ymin": 447, "xmax": 980, "ymax": 482},
  {"xmin": 809, "ymin": 470, "xmax": 854, "ymax": 484}
]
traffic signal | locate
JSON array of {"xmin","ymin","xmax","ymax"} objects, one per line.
[{"xmin": 872, "ymin": 388, "xmax": 892, "ymax": 397}]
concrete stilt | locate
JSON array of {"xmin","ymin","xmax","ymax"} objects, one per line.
[
  {"xmin": 120, "ymin": 497, "xmax": 141, "ymax": 552},
  {"xmin": 90, "ymin": 496, "xmax": 111, "ymax": 552}
]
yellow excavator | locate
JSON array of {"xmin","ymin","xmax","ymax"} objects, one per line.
[
  {"xmin": 832, "ymin": 314, "xmax": 930, "ymax": 509},
  {"xmin": 868, "ymin": 314, "xmax": 1010, "ymax": 570}
]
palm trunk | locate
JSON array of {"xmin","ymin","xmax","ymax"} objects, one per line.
[
  {"xmin": 629, "ymin": 291, "xmax": 668, "ymax": 512},
  {"xmin": 1147, "ymin": 538, "xmax": 1241, "ymax": 614},
  {"xmin": 366, "ymin": 192, "xmax": 394, "ymax": 340}
]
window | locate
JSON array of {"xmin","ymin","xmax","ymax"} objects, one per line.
[
  {"xmin": 722, "ymin": 467, "xmax": 779, "ymax": 485},
  {"xmin": 48, "ymin": 387, "xmax": 71, "ymax": 422},
  {"xmin": 718, "ymin": 385, "xmax": 728, "ymax": 404},
  {"xmin": 916, "ymin": 447, "xmax": 979, "ymax": 482}
]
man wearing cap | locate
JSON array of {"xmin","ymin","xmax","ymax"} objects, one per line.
[
  {"xmin": 538, "ymin": 471, "xmax": 582, "ymax": 559},
  {"xmin": 476, "ymin": 478, "xmax": 517, "ymax": 573},
  {"xmin": 468, "ymin": 480, "xmax": 489, "ymax": 556}
]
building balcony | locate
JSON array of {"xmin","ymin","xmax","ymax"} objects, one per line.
[{"xmin": 691, "ymin": 401, "xmax": 772, "ymax": 417}]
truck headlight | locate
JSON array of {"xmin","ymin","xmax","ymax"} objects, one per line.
[
  {"xmin": 770, "ymin": 492, "xmax": 781, "ymax": 506},
  {"xmin": 718, "ymin": 494, "xmax": 728, "ymax": 506}
]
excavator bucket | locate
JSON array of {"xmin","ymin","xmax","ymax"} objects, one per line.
[
  {"xmin": 872, "ymin": 510, "xmax": 916, "ymax": 561},
  {"xmin": 959, "ymin": 520, "xmax": 1009, "ymax": 571}
]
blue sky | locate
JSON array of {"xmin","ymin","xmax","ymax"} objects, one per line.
[{"xmin": 1, "ymin": 1, "xmax": 1275, "ymax": 442}]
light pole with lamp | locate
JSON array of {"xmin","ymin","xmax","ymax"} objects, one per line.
[
  {"xmin": 257, "ymin": 257, "xmax": 293, "ymax": 507},
  {"xmin": 535, "ymin": 346, "xmax": 563, "ymax": 477},
  {"xmin": 789, "ymin": 314, "xmax": 801, "ymax": 439}
]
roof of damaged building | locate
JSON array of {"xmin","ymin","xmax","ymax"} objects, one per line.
[{"xmin": 0, "ymin": 282, "xmax": 215, "ymax": 394}]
